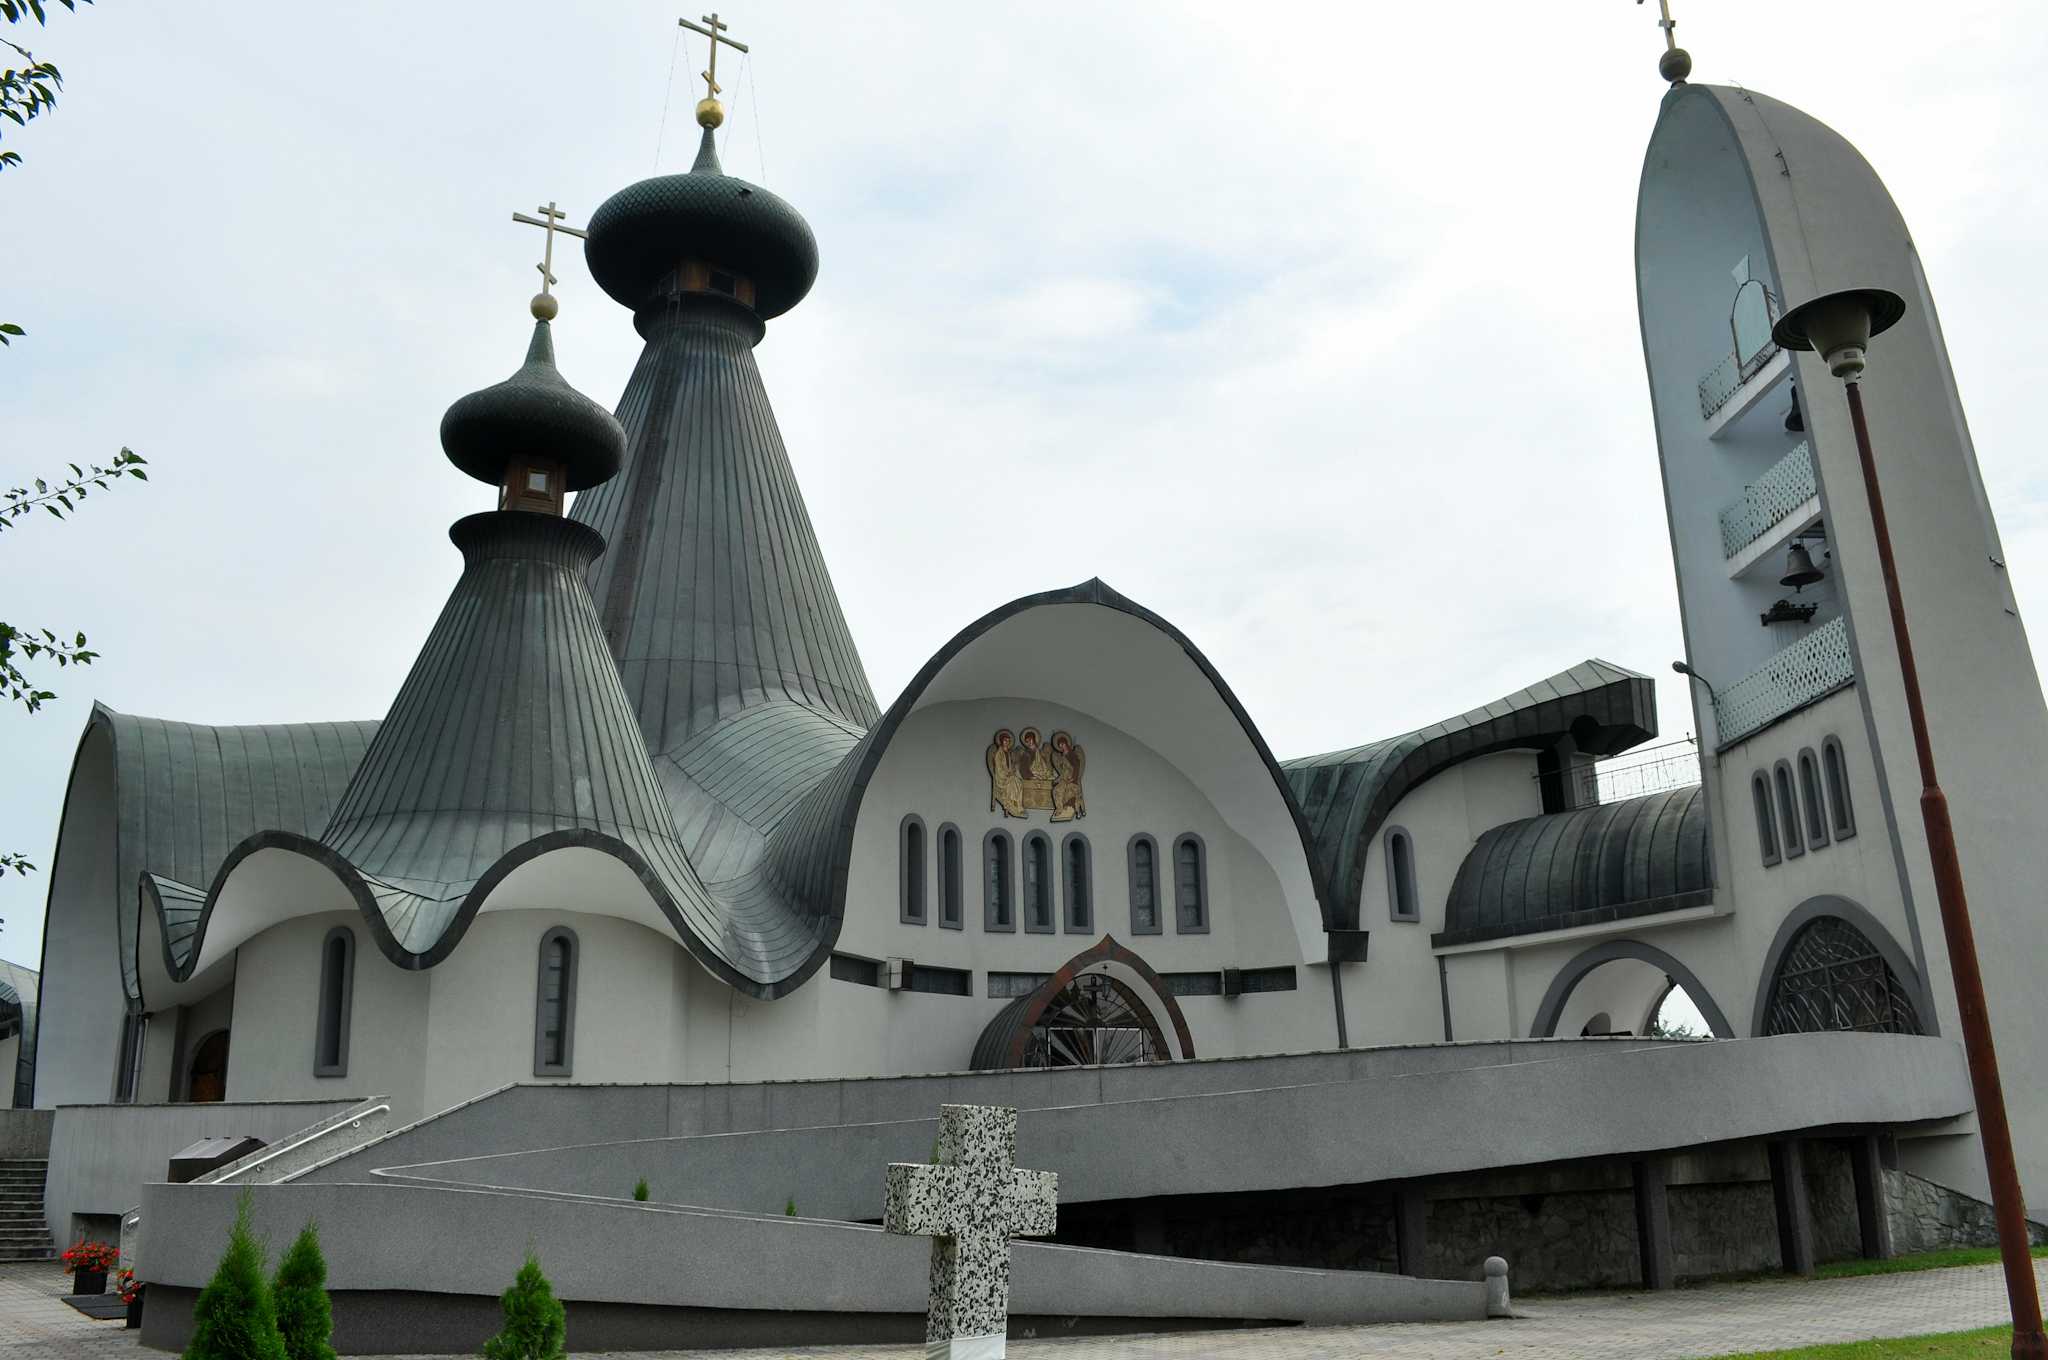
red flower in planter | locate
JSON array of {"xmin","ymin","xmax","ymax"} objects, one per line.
[
  {"xmin": 60, "ymin": 1240, "xmax": 120, "ymax": 1274},
  {"xmin": 117, "ymin": 1269, "xmax": 142, "ymax": 1305}
]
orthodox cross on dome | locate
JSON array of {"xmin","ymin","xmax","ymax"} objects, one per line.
[
  {"xmin": 1636, "ymin": 0, "xmax": 1691, "ymax": 84},
  {"xmin": 679, "ymin": 12, "xmax": 749, "ymax": 127},
  {"xmin": 511, "ymin": 201, "xmax": 589, "ymax": 320},
  {"xmin": 884, "ymin": 1105, "xmax": 1058, "ymax": 1359}
]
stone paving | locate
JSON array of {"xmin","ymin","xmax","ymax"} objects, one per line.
[{"xmin": 3, "ymin": 1257, "xmax": 2042, "ymax": 1359}]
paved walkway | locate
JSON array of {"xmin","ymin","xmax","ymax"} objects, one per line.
[{"xmin": 3, "ymin": 1258, "xmax": 2040, "ymax": 1359}]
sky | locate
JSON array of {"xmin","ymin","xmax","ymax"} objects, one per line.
[{"xmin": 3, "ymin": 1, "xmax": 2044, "ymax": 976}]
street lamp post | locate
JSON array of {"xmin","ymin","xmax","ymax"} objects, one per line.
[{"xmin": 1774, "ymin": 288, "xmax": 2046, "ymax": 1360}]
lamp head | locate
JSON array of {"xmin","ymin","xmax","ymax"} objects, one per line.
[
  {"xmin": 1772, "ymin": 288, "xmax": 1906, "ymax": 381},
  {"xmin": 1672, "ymin": 660, "xmax": 1692, "ymax": 676}
]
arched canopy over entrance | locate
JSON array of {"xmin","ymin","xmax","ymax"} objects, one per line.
[
  {"xmin": 970, "ymin": 936, "xmax": 1195, "ymax": 1071},
  {"xmin": 1529, "ymin": 938, "xmax": 1736, "ymax": 1039}
]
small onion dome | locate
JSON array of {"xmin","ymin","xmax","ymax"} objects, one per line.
[
  {"xmin": 439, "ymin": 320, "xmax": 626, "ymax": 492},
  {"xmin": 583, "ymin": 126, "xmax": 819, "ymax": 320}
]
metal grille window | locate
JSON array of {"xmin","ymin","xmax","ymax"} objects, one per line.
[
  {"xmin": 938, "ymin": 825, "xmax": 964, "ymax": 929},
  {"xmin": 984, "ymin": 830, "xmax": 1014, "ymax": 931},
  {"xmin": 1062, "ymin": 835, "xmax": 1092, "ymax": 933},
  {"xmin": 1023, "ymin": 833, "xmax": 1054, "ymax": 933},
  {"xmin": 1174, "ymin": 834, "xmax": 1208, "ymax": 933},
  {"xmin": 1823, "ymin": 736, "xmax": 1857, "ymax": 840},
  {"xmin": 1128, "ymin": 835, "xmax": 1161, "ymax": 935},
  {"xmin": 1753, "ymin": 773, "xmax": 1781, "ymax": 866},
  {"xmin": 314, "ymin": 927, "xmax": 356, "ymax": 1078},
  {"xmin": 1774, "ymin": 761, "xmax": 1805, "ymax": 859},
  {"xmin": 1798, "ymin": 749, "xmax": 1830, "ymax": 848},
  {"xmin": 533, "ymin": 927, "xmax": 578, "ymax": 1077},
  {"xmin": 1764, "ymin": 916, "xmax": 1922, "ymax": 1035}
]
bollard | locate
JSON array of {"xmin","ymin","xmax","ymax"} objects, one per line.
[{"xmin": 1484, "ymin": 1256, "xmax": 1512, "ymax": 1318}]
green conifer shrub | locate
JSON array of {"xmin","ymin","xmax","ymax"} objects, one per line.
[
  {"xmin": 271, "ymin": 1222, "xmax": 337, "ymax": 1360},
  {"xmin": 784, "ymin": 1197, "xmax": 796, "ymax": 1217},
  {"xmin": 632, "ymin": 1179, "xmax": 649, "ymax": 1202},
  {"xmin": 181, "ymin": 1191, "xmax": 288, "ymax": 1360},
  {"xmin": 481, "ymin": 1252, "xmax": 567, "ymax": 1360}
]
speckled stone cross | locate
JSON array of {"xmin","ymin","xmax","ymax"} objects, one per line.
[{"xmin": 884, "ymin": 1104, "xmax": 1058, "ymax": 1360}]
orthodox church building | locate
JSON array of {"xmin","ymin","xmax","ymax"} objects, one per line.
[{"xmin": 20, "ymin": 44, "xmax": 2048, "ymax": 1224}]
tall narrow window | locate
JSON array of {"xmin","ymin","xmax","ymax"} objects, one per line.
[
  {"xmin": 315, "ymin": 926, "xmax": 356, "ymax": 1078},
  {"xmin": 899, "ymin": 815, "xmax": 928, "ymax": 925},
  {"xmin": 984, "ymin": 830, "xmax": 1015, "ymax": 932},
  {"xmin": 1128, "ymin": 835, "xmax": 1161, "ymax": 935},
  {"xmin": 1753, "ymin": 773, "xmax": 1781, "ymax": 867},
  {"xmin": 1062, "ymin": 835, "xmax": 1093, "ymax": 933},
  {"xmin": 1822, "ymin": 736, "xmax": 1857, "ymax": 840},
  {"xmin": 938, "ymin": 824, "xmax": 964, "ymax": 930},
  {"xmin": 1797, "ymin": 749, "xmax": 1830, "ymax": 849},
  {"xmin": 1023, "ymin": 832, "xmax": 1054, "ymax": 933},
  {"xmin": 114, "ymin": 1007, "xmax": 148, "ymax": 1103},
  {"xmin": 1774, "ymin": 760, "xmax": 1805, "ymax": 859},
  {"xmin": 1385, "ymin": 827, "xmax": 1420, "ymax": 922},
  {"xmin": 533, "ymin": 927, "xmax": 578, "ymax": 1077},
  {"xmin": 1174, "ymin": 834, "xmax": 1209, "ymax": 933}
]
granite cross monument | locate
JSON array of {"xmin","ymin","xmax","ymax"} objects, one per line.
[{"xmin": 885, "ymin": 1104, "xmax": 1058, "ymax": 1360}]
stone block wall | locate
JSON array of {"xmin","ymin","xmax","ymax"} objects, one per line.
[{"xmin": 1883, "ymin": 1168, "xmax": 2048, "ymax": 1255}]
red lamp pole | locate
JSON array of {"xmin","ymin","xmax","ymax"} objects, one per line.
[{"xmin": 1781, "ymin": 289, "xmax": 2044, "ymax": 1360}]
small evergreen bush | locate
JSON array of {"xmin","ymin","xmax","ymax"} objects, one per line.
[
  {"xmin": 481, "ymin": 1252, "xmax": 566, "ymax": 1360},
  {"xmin": 182, "ymin": 1191, "xmax": 288, "ymax": 1360},
  {"xmin": 784, "ymin": 1197, "xmax": 796, "ymax": 1217},
  {"xmin": 632, "ymin": 1179, "xmax": 649, "ymax": 1202},
  {"xmin": 272, "ymin": 1222, "xmax": 337, "ymax": 1360}
]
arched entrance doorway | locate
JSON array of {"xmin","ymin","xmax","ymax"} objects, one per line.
[
  {"xmin": 1528, "ymin": 939, "xmax": 1736, "ymax": 1039},
  {"xmin": 186, "ymin": 1030, "xmax": 229, "ymax": 1103},
  {"xmin": 970, "ymin": 936, "xmax": 1195, "ymax": 1071}
]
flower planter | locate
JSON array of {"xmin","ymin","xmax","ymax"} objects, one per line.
[
  {"xmin": 126, "ymin": 1291, "xmax": 145, "ymax": 1328},
  {"xmin": 72, "ymin": 1268, "xmax": 107, "ymax": 1296}
]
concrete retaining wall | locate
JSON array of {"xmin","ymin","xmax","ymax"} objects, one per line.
[
  {"xmin": 137, "ymin": 1180, "xmax": 1491, "ymax": 1353},
  {"xmin": 0, "ymin": 1108, "xmax": 52, "ymax": 1158}
]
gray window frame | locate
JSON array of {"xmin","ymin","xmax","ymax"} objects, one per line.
[
  {"xmin": 1384, "ymin": 825, "xmax": 1421, "ymax": 923},
  {"xmin": 314, "ymin": 925, "xmax": 356, "ymax": 1078},
  {"xmin": 1822, "ymin": 735, "xmax": 1857, "ymax": 840},
  {"xmin": 1127, "ymin": 834, "xmax": 1162, "ymax": 936},
  {"xmin": 937, "ymin": 823, "xmax": 964, "ymax": 930},
  {"xmin": 532, "ymin": 925, "xmax": 579, "ymax": 1077},
  {"xmin": 1797, "ymin": 748, "xmax": 1830, "ymax": 849},
  {"xmin": 1061, "ymin": 833, "xmax": 1093, "ymax": 933},
  {"xmin": 983, "ymin": 828, "xmax": 1016, "ymax": 932},
  {"xmin": 1173, "ymin": 832, "xmax": 1210, "ymax": 934},
  {"xmin": 1774, "ymin": 759, "xmax": 1805, "ymax": 859},
  {"xmin": 899, "ymin": 814, "xmax": 928, "ymax": 926},
  {"xmin": 1022, "ymin": 831, "xmax": 1055, "ymax": 934},
  {"xmin": 1753, "ymin": 772, "xmax": 1781, "ymax": 867}
]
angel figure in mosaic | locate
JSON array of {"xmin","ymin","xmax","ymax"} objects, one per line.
[
  {"xmin": 1050, "ymin": 730, "xmax": 1086, "ymax": 822},
  {"xmin": 987, "ymin": 728, "xmax": 1026, "ymax": 818}
]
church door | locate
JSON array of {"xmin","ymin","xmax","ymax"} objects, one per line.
[
  {"xmin": 1024, "ymin": 974, "xmax": 1167, "ymax": 1068},
  {"xmin": 187, "ymin": 1030, "xmax": 229, "ymax": 1103}
]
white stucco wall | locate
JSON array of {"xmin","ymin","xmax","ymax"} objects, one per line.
[{"xmin": 31, "ymin": 723, "xmax": 122, "ymax": 1107}]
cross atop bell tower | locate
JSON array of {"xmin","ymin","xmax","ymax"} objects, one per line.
[{"xmin": 679, "ymin": 12, "xmax": 749, "ymax": 128}]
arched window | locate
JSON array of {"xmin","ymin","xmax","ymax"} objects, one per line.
[
  {"xmin": 1127, "ymin": 835, "xmax": 1162, "ymax": 936},
  {"xmin": 983, "ymin": 830, "xmax": 1015, "ymax": 932},
  {"xmin": 1764, "ymin": 915, "xmax": 1922, "ymax": 1035},
  {"xmin": 938, "ymin": 824, "xmax": 964, "ymax": 930},
  {"xmin": 1062, "ymin": 835, "xmax": 1092, "ymax": 933},
  {"xmin": 899, "ymin": 815, "xmax": 927, "ymax": 926},
  {"xmin": 1822, "ymin": 736, "xmax": 1857, "ymax": 840},
  {"xmin": 1385, "ymin": 827, "xmax": 1420, "ymax": 923},
  {"xmin": 1752, "ymin": 773, "xmax": 1781, "ymax": 867},
  {"xmin": 314, "ymin": 926, "xmax": 356, "ymax": 1078},
  {"xmin": 1023, "ymin": 832, "xmax": 1054, "ymax": 933},
  {"xmin": 1797, "ymin": 749, "xmax": 1830, "ymax": 849},
  {"xmin": 1173, "ymin": 834, "xmax": 1209, "ymax": 933},
  {"xmin": 1774, "ymin": 760, "xmax": 1805, "ymax": 859},
  {"xmin": 533, "ymin": 927, "xmax": 578, "ymax": 1077}
]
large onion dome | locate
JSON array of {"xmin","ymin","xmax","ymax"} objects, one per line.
[
  {"xmin": 439, "ymin": 320, "xmax": 627, "ymax": 491},
  {"xmin": 583, "ymin": 127, "xmax": 819, "ymax": 319}
]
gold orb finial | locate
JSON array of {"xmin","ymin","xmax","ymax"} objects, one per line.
[
  {"xmin": 530, "ymin": 291, "xmax": 559, "ymax": 322},
  {"xmin": 696, "ymin": 96, "xmax": 725, "ymax": 129}
]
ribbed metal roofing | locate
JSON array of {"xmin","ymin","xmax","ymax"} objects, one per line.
[
  {"xmin": 440, "ymin": 320, "xmax": 627, "ymax": 492},
  {"xmin": 1282, "ymin": 660, "xmax": 1657, "ymax": 929},
  {"xmin": 1438, "ymin": 785, "xmax": 1713, "ymax": 946}
]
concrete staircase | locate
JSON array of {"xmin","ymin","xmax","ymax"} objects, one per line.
[{"xmin": 0, "ymin": 1159, "xmax": 53, "ymax": 1262}]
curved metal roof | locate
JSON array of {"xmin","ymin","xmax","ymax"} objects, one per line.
[
  {"xmin": 440, "ymin": 320, "xmax": 626, "ymax": 492},
  {"xmin": 584, "ymin": 127, "xmax": 819, "ymax": 320},
  {"xmin": 1282, "ymin": 660, "xmax": 1657, "ymax": 930},
  {"xmin": 1438, "ymin": 785, "xmax": 1712, "ymax": 947},
  {"xmin": 0, "ymin": 957, "xmax": 34, "ymax": 1107}
]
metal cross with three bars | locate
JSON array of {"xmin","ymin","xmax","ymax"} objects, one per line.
[
  {"xmin": 679, "ymin": 12, "xmax": 748, "ymax": 101},
  {"xmin": 511, "ymin": 201, "xmax": 588, "ymax": 298}
]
